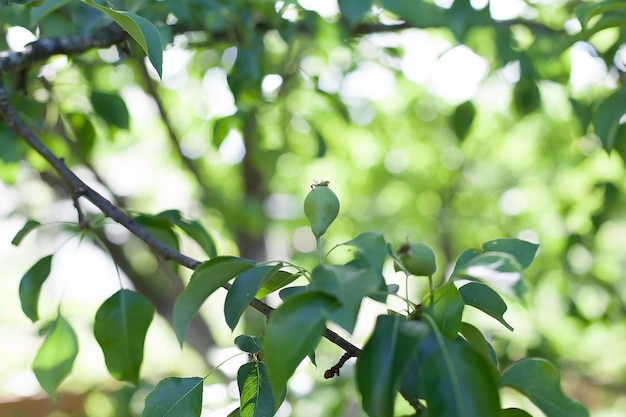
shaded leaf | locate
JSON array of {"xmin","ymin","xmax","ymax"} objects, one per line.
[
  {"xmin": 90, "ymin": 91, "xmax": 130, "ymax": 130},
  {"xmin": 451, "ymin": 100, "xmax": 476, "ymax": 141},
  {"xmin": 481, "ymin": 238, "xmax": 538, "ymax": 270},
  {"xmin": 340, "ymin": 231, "xmax": 388, "ymax": 274},
  {"xmin": 264, "ymin": 292, "xmax": 337, "ymax": 396},
  {"xmin": 238, "ymin": 362, "xmax": 283, "ymax": 417},
  {"xmin": 94, "ymin": 289, "xmax": 154, "ymax": 383},
  {"xmin": 512, "ymin": 78, "xmax": 541, "ymax": 116},
  {"xmin": 255, "ymin": 270, "xmax": 301, "ymax": 299},
  {"xmin": 134, "ymin": 214, "xmax": 180, "ymax": 252},
  {"xmin": 174, "ymin": 257, "xmax": 255, "ymax": 345},
  {"xmin": 338, "ymin": 0, "xmax": 373, "ymax": 26},
  {"xmin": 33, "ymin": 314, "xmax": 78, "ymax": 400},
  {"xmin": 418, "ymin": 327, "xmax": 501, "ymax": 417},
  {"xmin": 225, "ymin": 264, "xmax": 282, "ymax": 331},
  {"xmin": 356, "ymin": 315, "xmax": 429, "ymax": 417},
  {"xmin": 458, "ymin": 322, "xmax": 499, "ymax": 378},
  {"xmin": 156, "ymin": 210, "xmax": 217, "ymax": 258},
  {"xmin": 453, "ymin": 251, "xmax": 526, "ymax": 299},
  {"xmin": 19, "ymin": 255, "xmax": 53, "ymax": 322},
  {"xmin": 234, "ymin": 335, "xmax": 263, "ymax": 354},
  {"xmin": 309, "ymin": 264, "xmax": 381, "ymax": 333},
  {"xmin": 30, "ymin": 0, "xmax": 74, "ymax": 26},
  {"xmin": 592, "ymin": 86, "xmax": 626, "ymax": 151},
  {"xmin": 424, "ymin": 281, "xmax": 464, "ymax": 340},
  {"xmin": 500, "ymin": 358, "xmax": 589, "ymax": 417},
  {"xmin": 502, "ymin": 409, "xmax": 534, "ymax": 417},
  {"xmin": 381, "ymin": 0, "xmax": 447, "ymax": 26},
  {"xmin": 142, "ymin": 377, "xmax": 203, "ymax": 417},
  {"xmin": 83, "ymin": 0, "xmax": 163, "ymax": 77},
  {"xmin": 459, "ymin": 282, "xmax": 514, "ymax": 331},
  {"xmin": 11, "ymin": 219, "xmax": 42, "ymax": 246}
]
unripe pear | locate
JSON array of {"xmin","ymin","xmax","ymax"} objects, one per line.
[
  {"xmin": 398, "ymin": 242, "xmax": 437, "ymax": 276},
  {"xmin": 304, "ymin": 182, "xmax": 340, "ymax": 238}
]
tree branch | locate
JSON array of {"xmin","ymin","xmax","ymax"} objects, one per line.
[
  {"xmin": 0, "ymin": 23, "xmax": 125, "ymax": 75},
  {"xmin": 0, "ymin": 77, "xmax": 360, "ymax": 359}
]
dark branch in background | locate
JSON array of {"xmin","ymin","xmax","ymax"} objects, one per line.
[{"xmin": 0, "ymin": 23, "xmax": 125, "ymax": 75}]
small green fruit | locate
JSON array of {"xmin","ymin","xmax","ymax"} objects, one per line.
[
  {"xmin": 304, "ymin": 181, "xmax": 340, "ymax": 238},
  {"xmin": 398, "ymin": 242, "xmax": 437, "ymax": 276}
]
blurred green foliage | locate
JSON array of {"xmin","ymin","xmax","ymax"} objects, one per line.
[{"xmin": 2, "ymin": 0, "xmax": 626, "ymax": 416}]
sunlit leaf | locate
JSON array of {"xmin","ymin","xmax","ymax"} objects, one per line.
[
  {"xmin": 500, "ymin": 358, "xmax": 589, "ymax": 417},
  {"xmin": 11, "ymin": 219, "xmax": 42, "ymax": 246},
  {"xmin": 356, "ymin": 315, "xmax": 429, "ymax": 417},
  {"xmin": 238, "ymin": 362, "xmax": 283, "ymax": 417},
  {"xmin": 424, "ymin": 281, "xmax": 464, "ymax": 340},
  {"xmin": 33, "ymin": 313, "xmax": 78, "ymax": 400},
  {"xmin": 83, "ymin": 0, "xmax": 163, "ymax": 77},
  {"xmin": 255, "ymin": 270, "xmax": 301, "ymax": 299},
  {"xmin": 225, "ymin": 264, "xmax": 282, "ymax": 330},
  {"xmin": 418, "ymin": 323, "xmax": 501, "ymax": 417},
  {"xmin": 174, "ymin": 257, "xmax": 255, "ymax": 345},
  {"xmin": 459, "ymin": 282, "xmax": 513, "ymax": 331},
  {"xmin": 94, "ymin": 289, "xmax": 154, "ymax": 383},
  {"xmin": 234, "ymin": 334, "xmax": 263, "ymax": 354},
  {"xmin": 142, "ymin": 377, "xmax": 203, "ymax": 417},
  {"xmin": 264, "ymin": 292, "xmax": 337, "ymax": 396},
  {"xmin": 19, "ymin": 254, "xmax": 53, "ymax": 323}
]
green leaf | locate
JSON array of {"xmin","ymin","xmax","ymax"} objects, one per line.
[
  {"xmin": 424, "ymin": 281, "xmax": 464, "ymax": 340},
  {"xmin": 418, "ymin": 325, "xmax": 501, "ymax": 417},
  {"xmin": 225, "ymin": 264, "xmax": 282, "ymax": 331},
  {"xmin": 264, "ymin": 292, "xmax": 337, "ymax": 396},
  {"xmin": 30, "ymin": 0, "xmax": 73, "ymax": 26},
  {"xmin": 174, "ymin": 257, "xmax": 255, "ymax": 345},
  {"xmin": 500, "ymin": 359, "xmax": 589, "ymax": 417},
  {"xmin": 451, "ymin": 100, "xmax": 476, "ymax": 141},
  {"xmin": 156, "ymin": 210, "xmax": 218, "ymax": 258},
  {"xmin": 340, "ymin": 231, "xmax": 388, "ymax": 274},
  {"xmin": 502, "ymin": 409, "xmax": 534, "ymax": 417},
  {"xmin": 356, "ymin": 315, "xmax": 429, "ymax": 417},
  {"xmin": 381, "ymin": 0, "xmax": 447, "ymax": 27},
  {"xmin": 512, "ymin": 78, "xmax": 541, "ymax": 116},
  {"xmin": 94, "ymin": 289, "xmax": 154, "ymax": 383},
  {"xmin": 234, "ymin": 335, "xmax": 263, "ymax": 354},
  {"xmin": 309, "ymin": 264, "xmax": 381, "ymax": 333},
  {"xmin": 19, "ymin": 255, "xmax": 53, "ymax": 323},
  {"xmin": 83, "ymin": 0, "xmax": 163, "ymax": 77},
  {"xmin": 134, "ymin": 214, "xmax": 180, "ymax": 252},
  {"xmin": 90, "ymin": 91, "xmax": 130, "ymax": 130},
  {"xmin": 338, "ymin": 0, "xmax": 373, "ymax": 26},
  {"xmin": 255, "ymin": 270, "xmax": 301, "ymax": 299},
  {"xmin": 238, "ymin": 362, "xmax": 283, "ymax": 417},
  {"xmin": 592, "ymin": 86, "xmax": 626, "ymax": 151},
  {"xmin": 142, "ymin": 377, "xmax": 203, "ymax": 417},
  {"xmin": 11, "ymin": 219, "xmax": 42, "ymax": 246},
  {"xmin": 459, "ymin": 282, "xmax": 514, "ymax": 331},
  {"xmin": 226, "ymin": 408, "xmax": 241, "ymax": 417},
  {"xmin": 458, "ymin": 322, "xmax": 499, "ymax": 378},
  {"xmin": 33, "ymin": 313, "xmax": 78, "ymax": 400},
  {"xmin": 481, "ymin": 238, "xmax": 538, "ymax": 270},
  {"xmin": 453, "ymin": 251, "xmax": 526, "ymax": 299}
]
